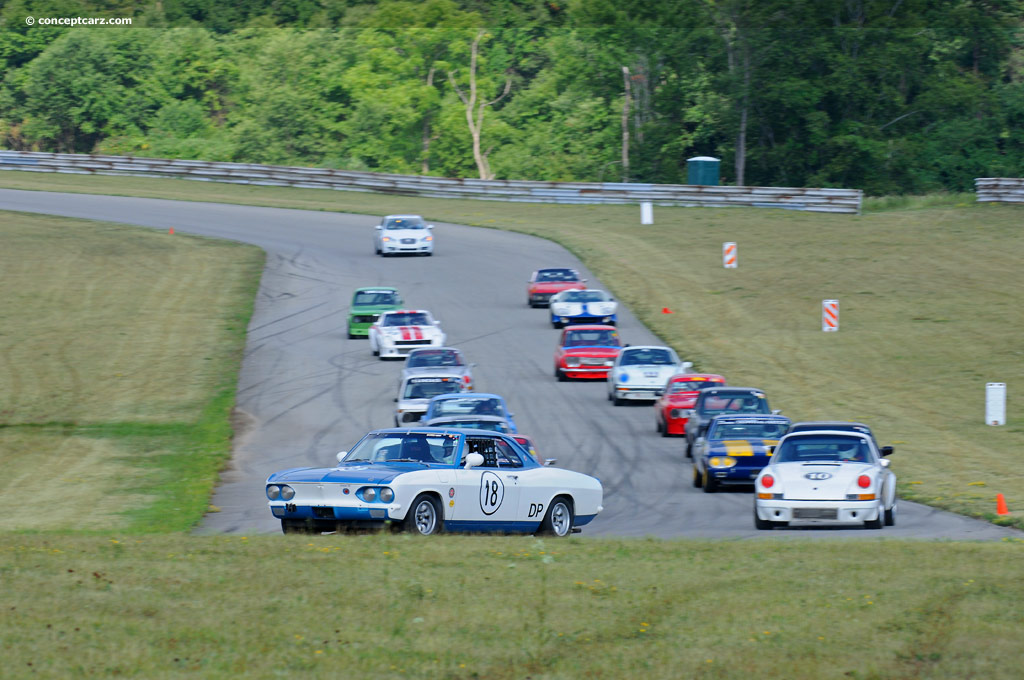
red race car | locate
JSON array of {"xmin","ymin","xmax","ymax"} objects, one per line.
[
  {"xmin": 554, "ymin": 325, "xmax": 622, "ymax": 381},
  {"xmin": 653, "ymin": 373, "xmax": 727, "ymax": 437},
  {"xmin": 527, "ymin": 267, "xmax": 587, "ymax": 307}
]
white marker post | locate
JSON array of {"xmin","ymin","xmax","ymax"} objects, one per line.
[
  {"xmin": 640, "ymin": 202, "xmax": 653, "ymax": 225},
  {"xmin": 822, "ymin": 300, "xmax": 839, "ymax": 332},
  {"xmin": 986, "ymin": 382, "xmax": 1006, "ymax": 426},
  {"xmin": 723, "ymin": 242, "xmax": 737, "ymax": 268}
]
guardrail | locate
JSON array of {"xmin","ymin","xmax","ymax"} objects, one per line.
[
  {"xmin": 0, "ymin": 150, "xmax": 863, "ymax": 214},
  {"xmin": 975, "ymin": 178, "xmax": 1024, "ymax": 204}
]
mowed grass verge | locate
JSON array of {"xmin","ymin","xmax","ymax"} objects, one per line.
[
  {"xmin": 0, "ymin": 210, "xmax": 264, "ymax": 532},
  {"xmin": 2, "ymin": 171, "xmax": 1021, "ymax": 528},
  {"xmin": 4, "ymin": 532, "xmax": 1023, "ymax": 680}
]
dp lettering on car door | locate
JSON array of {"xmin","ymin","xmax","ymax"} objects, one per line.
[{"xmin": 452, "ymin": 437, "xmax": 522, "ymax": 525}]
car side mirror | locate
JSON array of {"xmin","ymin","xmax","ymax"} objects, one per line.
[
  {"xmin": 427, "ymin": 224, "xmax": 434, "ymax": 229},
  {"xmin": 544, "ymin": 458, "xmax": 558, "ymax": 466},
  {"xmin": 880, "ymin": 458, "xmax": 891, "ymax": 468},
  {"xmin": 767, "ymin": 445, "xmax": 776, "ymax": 455},
  {"xmin": 375, "ymin": 225, "xmax": 382, "ymax": 230},
  {"xmin": 464, "ymin": 452, "xmax": 484, "ymax": 469},
  {"xmin": 881, "ymin": 446, "xmax": 894, "ymax": 457},
  {"xmin": 435, "ymin": 320, "xmax": 442, "ymax": 326},
  {"xmin": 680, "ymin": 361, "xmax": 693, "ymax": 372},
  {"xmin": 393, "ymin": 397, "xmax": 398, "ymax": 402},
  {"xmin": 336, "ymin": 451, "xmax": 347, "ymax": 463}
]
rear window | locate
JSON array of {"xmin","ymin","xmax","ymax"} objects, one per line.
[
  {"xmin": 698, "ymin": 392, "xmax": 769, "ymax": 415},
  {"xmin": 774, "ymin": 435, "xmax": 874, "ymax": 464}
]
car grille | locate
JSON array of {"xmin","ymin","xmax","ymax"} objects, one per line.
[
  {"xmin": 395, "ymin": 340, "xmax": 428, "ymax": 346},
  {"xmin": 401, "ymin": 238, "xmax": 416, "ymax": 244},
  {"xmin": 350, "ymin": 315, "xmax": 378, "ymax": 324},
  {"xmin": 581, "ymin": 357, "xmax": 609, "ymax": 366},
  {"xmin": 312, "ymin": 507, "xmax": 335, "ymax": 519},
  {"xmin": 793, "ymin": 508, "xmax": 838, "ymax": 520}
]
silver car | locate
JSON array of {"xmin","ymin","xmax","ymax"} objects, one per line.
[
  {"xmin": 401, "ymin": 348, "xmax": 476, "ymax": 392},
  {"xmin": 374, "ymin": 214, "xmax": 434, "ymax": 256}
]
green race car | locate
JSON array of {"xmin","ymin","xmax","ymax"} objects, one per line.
[{"xmin": 348, "ymin": 286, "xmax": 403, "ymax": 339}]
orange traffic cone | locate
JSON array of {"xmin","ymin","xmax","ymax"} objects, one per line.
[
  {"xmin": 661, "ymin": 307, "xmax": 673, "ymax": 314},
  {"xmin": 169, "ymin": 227, "xmax": 175, "ymax": 235},
  {"xmin": 996, "ymin": 493, "xmax": 1010, "ymax": 516}
]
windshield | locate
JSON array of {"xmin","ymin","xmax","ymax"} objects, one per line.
[
  {"xmin": 402, "ymin": 378, "xmax": 463, "ymax": 400},
  {"xmin": 385, "ymin": 218, "xmax": 425, "ymax": 230},
  {"xmin": 774, "ymin": 435, "xmax": 874, "ymax": 464},
  {"xmin": 564, "ymin": 329, "xmax": 620, "ymax": 347},
  {"xmin": 698, "ymin": 393, "xmax": 769, "ymax": 415},
  {"xmin": 537, "ymin": 269, "xmax": 579, "ymax": 282},
  {"xmin": 710, "ymin": 421, "xmax": 787, "ymax": 439},
  {"xmin": 669, "ymin": 379, "xmax": 722, "ymax": 394},
  {"xmin": 559, "ymin": 290, "xmax": 607, "ymax": 303},
  {"xmin": 432, "ymin": 397, "xmax": 505, "ymax": 418},
  {"xmin": 342, "ymin": 432, "xmax": 459, "ymax": 464},
  {"xmin": 407, "ymin": 349, "xmax": 464, "ymax": 368},
  {"xmin": 353, "ymin": 290, "xmax": 400, "ymax": 306},
  {"xmin": 620, "ymin": 348, "xmax": 674, "ymax": 365},
  {"xmin": 383, "ymin": 312, "xmax": 430, "ymax": 326}
]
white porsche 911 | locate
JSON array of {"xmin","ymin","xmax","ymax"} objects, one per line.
[
  {"xmin": 607, "ymin": 345, "xmax": 691, "ymax": 405},
  {"xmin": 754, "ymin": 430, "xmax": 897, "ymax": 530},
  {"xmin": 369, "ymin": 309, "xmax": 446, "ymax": 359}
]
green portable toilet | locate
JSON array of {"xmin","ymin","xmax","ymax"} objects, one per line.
[{"xmin": 687, "ymin": 156, "xmax": 720, "ymax": 186}]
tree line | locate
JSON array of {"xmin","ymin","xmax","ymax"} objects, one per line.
[{"xmin": 1, "ymin": 0, "xmax": 1022, "ymax": 194}]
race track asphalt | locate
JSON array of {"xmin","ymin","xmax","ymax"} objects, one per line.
[{"xmin": 2, "ymin": 187, "xmax": 1020, "ymax": 541}]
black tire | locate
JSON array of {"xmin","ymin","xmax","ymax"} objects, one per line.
[
  {"xmin": 692, "ymin": 465, "xmax": 702, "ymax": 488},
  {"xmin": 656, "ymin": 417, "xmax": 664, "ymax": 435},
  {"xmin": 281, "ymin": 519, "xmax": 312, "ymax": 534},
  {"xmin": 884, "ymin": 501, "xmax": 897, "ymax": 526},
  {"xmin": 612, "ymin": 393, "xmax": 623, "ymax": 406},
  {"xmin": 865, "ymin": 505, "xmax": 884, "ymax": 530},
  {"xmin": 685, "ymin": 438, "xmax": 693, "ymax": 459},
  {"xmin": 404, "ymin": 494, "xmax": 443, "ymax": 535},
  {"xmin": 538, "ymin": 496, "xmax": 574, "ymax": 537},
  {"xmin": 702, "ymin": 469, "xmax": 717, "ymax": 493},
  {"xmin": 754, "ymin": 505, "xmax": 773, "ymax": 530},
  {"xmin": 552, "ymin": 321, "xmax": 562, "ymax": 329},
  {"xmin": 556, "ymin": 366, "xmax": 567, "ymax": 382}
]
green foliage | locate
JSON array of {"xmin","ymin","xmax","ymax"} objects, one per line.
[{"xmin": 1, "ymin": 0, "xmax": 1023, "ymax": 192}]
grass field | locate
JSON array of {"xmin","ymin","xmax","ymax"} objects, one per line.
[
  {"xmin": 0, "ymin": 210, "xmax": 265, "ymax": 532},
  {"xmin": 2, "ymin": 171, "xmax": 1024, "ymax": 678},
  {"xmin": 3, "ymin": 532, "xmax": 1023, "ymax": 679}
]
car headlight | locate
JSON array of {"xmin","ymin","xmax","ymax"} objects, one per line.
[
  {"xmin": 363, "ymin": 487, "xmax": 377, "ymax": 502},
  {"xmin": 280, "ymin": 485, "xmax": 295, "ymax": 500},
  {"xmin": 266, "ymin": 484, "xmax": 281, "ymax": 500},
  {"xmin": 379, "ymin": 488, "xmax": 394, "ymax": 503},
  {"xmin": 709, "ymin": 456, "xmax": 736, "ymax": 468},
  {"xmin": 421, "ymin": 235, "xmax": 432, "ymax": 242},
  {"xmin": 566, "ymin": 357, "xmax": 581, "ymax": 367},
  {"xmin": 381, "ymin": 236, "xmax": 391, "ymax": 243}
]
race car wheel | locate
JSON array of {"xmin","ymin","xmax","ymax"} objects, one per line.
[
  {"xmin": 864, "ymin": 503, "xmax": 884, "ymax": 530},
  {"xmin": 555, "ymin": 365, "xmax": 567, "ymax": 382},
  {"xmin": 685, "ymin": 439, "xmax": 693, "ymax": 459},
  {"xmin": 281, "ymin": 519, "xmax": 313, "ymax": 534},
  {"xmin": 702, "ymin": 469, "xmax": 717, "ymax": 493},
  {"xmin": 692, "ymin": 465, "xmax": 702, "ymax": 488},
  {"xmin": 753, "ymin": 505, "xmax": 774, "ymax": 530},
  {"xmin": 884, "ymin": 501, "xmax": 897, "ymax": 526},
  {"xmin": 404, "ymin": 494, "xmax": 443, "ymax": 535},
  {"xmin": 539, "ymin": 496, "xmax": 574, "ymax": 537}
]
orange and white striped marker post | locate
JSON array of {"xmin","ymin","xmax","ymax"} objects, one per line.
[
  {"xmin": 723, "ymin": 242, "xmax": 737, "ymax": 268},
  {"xmin": 822, "ymin": 299, "xmax": 839, "ymax": 332}
]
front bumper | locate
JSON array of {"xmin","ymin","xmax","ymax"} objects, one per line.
[
  {"xmin": 703, "ymin": 464, "xmax": 764, "ymax": 485},
  {"xmin": 553, "ymin": 314, "xmax": 617, "ymax": 325},
  {"xmin": 380, "ymin": 340, "xmax": 441, "ymax": 357},
  {"xmin": 382, "ymin": 242, "xmax": 432, "ymax": 254},
  {"xmin": 560, "ymin": 367, "xmax": 611, "ymax": 379},
  {"xmin": 754, "ymin": 499, "xmax": 881, "ymax": 524},
  {"xmin": 270, "ymin": 501, "xmax": 403, "ymax": 522},
  {"xmin": 612, "ymin": 385, "xmax": 664, "ymax": 400},
  {"xmin": 530, "ymin": 292, "xmax": 554, "ymax": 305}
]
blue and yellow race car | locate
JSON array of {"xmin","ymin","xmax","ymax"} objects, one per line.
[{"xmin": 692, "ymin": 414, "xmax": 791, "ymax": 492}]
